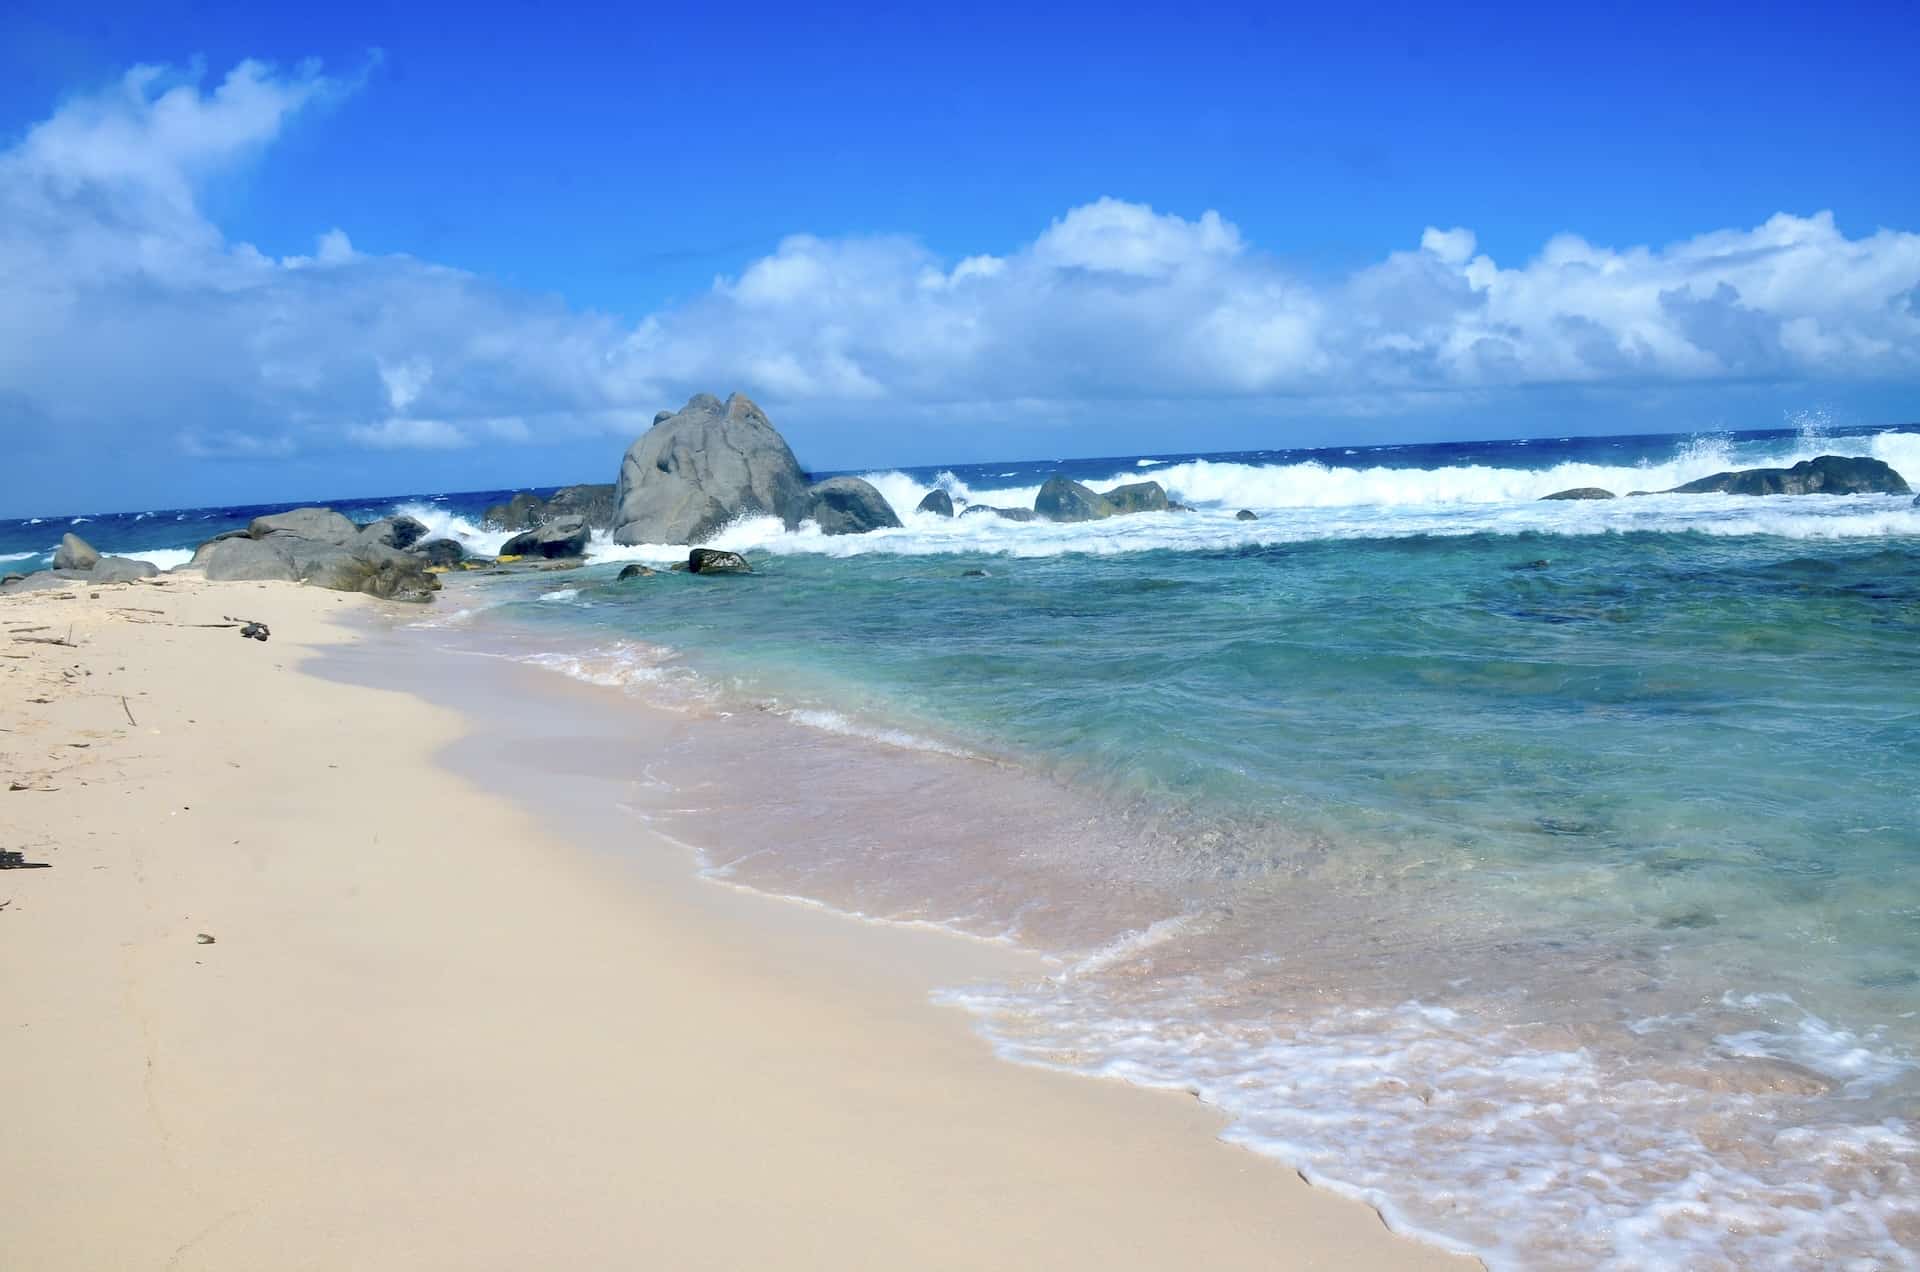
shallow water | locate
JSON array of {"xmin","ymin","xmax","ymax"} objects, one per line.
[{"xmin": 10, "ymin": 420, "xmax": 1920, "ymax": 1266}]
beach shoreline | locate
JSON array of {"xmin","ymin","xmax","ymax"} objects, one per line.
[{"xmin": 0, "ymin": 575, "xmax": 1471, "ymax": 1271}]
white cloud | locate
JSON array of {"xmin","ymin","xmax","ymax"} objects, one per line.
[{"xmin": 2, "ymin": 58, "xmax": 1918, "ymax": 474}]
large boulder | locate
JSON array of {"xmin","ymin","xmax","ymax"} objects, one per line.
[
  {"xmin": 798, "ymin": 477, "xmax": 902, "ymax": 535},
  {"xmin": 1666, "ymin": 456, "xmax": 1910, "ymax": 496},
  {"xmin": 1034, "ymin": 476, "xmax": 1118, "ymax": 522},
  {"xmin": 500, "ymin": 516, "xmax": 590, "ymax": 559},
  {"xmin": 1540, "ymin": 487, "xmax": 1617, "ymax": 500},
  {"xmin": 90, "ymin": 556, "xmax": 159, "ymax": 583},
  {"xmin": 612, "ymin": 394, "xmax": 809, "ymax": 545},
  {"xmin": 248, "ymin": 507, "xmax": 359, "ymax": 543},
  {"xmin": 201, "ymin": 537, "xmax": 300, "ymax": 582},
  {"xmin": 1101, "ymin": 481, "xmax": 1171, "ymax": 514},
  {"xmin": 412, "ymin": 538, "xmax": 466, "ymax": 567},
  {"xmin": 916, "ymin": 489, "xmax": 955, "ymax": 518},
  {"xmin": 358, "ymin": 515, "xmax": 430, "ymax": 550},
  {"xmin": 53, "ymin": 533, "xmax": 99, "ymax": 570},
  {"xmin": 960, "ymin": 505, "xmax": 1038, "ymax": 522}
]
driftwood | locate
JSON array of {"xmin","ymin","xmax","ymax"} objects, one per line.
[
  {"xmin": 11, "ymin": 636, "xmax": 75, "ymax": 647},
  {"xmin": 121, "ymin": 696, "xmax": 138, "ymax": 727},
  {"xmin": 0, "ymin": 850, "xmax": 50, "ymax": 870}
]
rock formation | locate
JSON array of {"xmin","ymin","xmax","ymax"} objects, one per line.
[
  {"xmin": 1665, "ymin": 456, "xmax": 1909, "ymax": 496},
  {"xmin": 612, "ymin": 394, "xmax": 808, "ymax": 545},
  {"xmin": 1035, "ymin": 476, "xmax": 1118, "ymax": 522},
  {"xmin": 1540, "ymin": 488, "xmax": 1617, "ymax": 500},
  {"xmin": 484, "ymin": 485, "xmax": 617, "ymax": 531},
  {"xmin": 196, "ymin": 507, "xmax": 440, "ymax": 601},
  {"xmin": 499, "ymin": 516, "xmax": 591, "ymax": 559},
  {"xmin": 797, "ymin": 477, "xmax": 902, "ymax": 535},
  {"xmin": 916, "ymin": 490, "xmax": 955, "ymax": 517},
  {"xmin": 53, "ymin": 533, "xmax": 99, "ymax": 570}
]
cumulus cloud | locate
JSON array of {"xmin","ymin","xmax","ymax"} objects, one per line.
[{"xmin": 2, "ymin": 58, "xmax": 1918, "ymax": 473}]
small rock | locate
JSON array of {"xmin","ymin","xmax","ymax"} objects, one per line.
[
  {"xmin": 1235, "ymin": 509, "xmax": 1258, "ymax": 521},
  {"xmin": 617, "ymin": 563, "xmax": 656, "ymax": 580},
  {"xmin": 916, "ymin": 490, "xmax": 956, "ymax": 518},
  {"xmin": 195, "ymin": 933, "xmax": 216, "ymax": 945},
  {"xmin": 1540, "ymin": 487, "xmax": 1616, "ymax": 501},
  {"xmin": 961, "ymin": 568, "xmax": 989, "ymax": 578}
]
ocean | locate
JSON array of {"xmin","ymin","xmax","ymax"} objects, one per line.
[{"xmin": 8, "ymin": 421, "xmax": 1920, "ymax": 1267}]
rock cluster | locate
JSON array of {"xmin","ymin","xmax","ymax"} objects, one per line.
[
  {"xmin": 1664, "ymin": 455, "xmax": 1910, "ymax": 496},
  {"xmin": 483, "ymin": 484, "xmax": 618, "ymax": 531},
  {"xmin": 192, "ymin": 509, "xmax": 443, "ymax": 601},
  {"xmin": 43, "ymin": 532, "xmax": 158, "ymax": 583}
]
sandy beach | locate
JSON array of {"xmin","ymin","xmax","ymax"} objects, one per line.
[{"xmin": 0, "ymin": 574, "xmax": 1471, "ymax": 1271}]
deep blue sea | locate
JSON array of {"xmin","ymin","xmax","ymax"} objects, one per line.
[{"xmin": 9, "ymin": 421, "xmax": 1920, "ymax": 1267}]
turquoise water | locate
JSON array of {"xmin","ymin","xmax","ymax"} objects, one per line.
[{"xmin": 14, "ymin": 421, "xmax": 1920, "ymax": 1265}]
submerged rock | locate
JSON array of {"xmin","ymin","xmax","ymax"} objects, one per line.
[
  {"xmin": 500, "ymin": 516, "xmax": 590, "ymax": 559},
  {"xmin": 959, "ymin": 505, "xmax": 1038, "ymax": 522},
  {"xmin": 798, "ymin": 476, "xmax": 902, "ymax": 535},
  {"xmin": 916, "ymin": 489, "xmax": 955, "ymax": 518},
  {"xmin": 960, "ymin": 568, "xmax": 989, "ymax": 578},
  {"xmin": 1666, "ymin": 455, "xmax": 1910, "ymax": 496},
  {"xmin": 1100, "ymin": 481, "xmax": 1171, "ymax": 514},
  {"xmin": 686, "ymin": 548, "xmax": 752, "ymax": 574},
  {"xmin": 1540, "ymin": 487, "xmax": 1616, "ymax": 500},
  {"xmin": 612, "ymin": 393, "xmax": 808, "ymax": 545},
  {"xmin": 1034, "ymin": 475, "xmax": 1117, "ymax": 522},
  {"xmin": 617, "ymin": 563, "xmax": 656, "ymax": 580},
  {"xmin": 53, "ymin": 533, "xmax": 99, "ymax": 571},
  {"xmin": 1235, "ymin": 509, "xmax": 1259, "ymax": 521}
]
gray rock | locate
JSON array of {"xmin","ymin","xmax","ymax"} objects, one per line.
[
  {"xmin": 617, "ymin": 563, "xmax": 656, "ymax": 580},
  {"xmin": 1034, "ymin": 475, "xmax": 1118, "ymax": 522},
  {"xmin": 686, "ymin": 548, "xmax": 752, "ymax": 574},
  {"xmin": 798, "ymin": 477, "xmax": 902, "ymax": 535},
  {"xmin": 1100, "ymin": 481, "xmax": 1170, "ymax": 514},
  {"xmin": 90, "ymin": 556, "xmax": 159, "ymax": 583},
  {"xmin": 202, "ymin": 538, "xmax": 297, "ymax": 581},
  {"xmin": 248, "ymin": 507, "xmax": 359, "ymax": 543},
  {"xmin": 612, "ymin": 394, "xmax": 809, "ymax": 545},
  {"xmin": 358, "ymin": 515, "xmax": 430, "ymax": 550},
  {"xmin": 500, "ymin": 516, "xmax": 590, "ymax": 559},
  {"xmin": 916, "ymin": 489, "xmax": 955, "ymax": 517},
  {"xmin": 1, "ymin": 573, "xmax": 22, "ymax": 585},
  {"xmin": 53, "ymin": 533, "xmax": 99, "ymax": 571},
  {"xmin": 1540, "ymin": 487, "xmax": 1617, "ymax": 500},
  {"xmin": 960, "ymin": 568, "xmax": 989, "ymax": 578},
  {"xmin": 959, "ymin": 505, "xmax": 1038, "ymax": 522},
  {"xmin": 412, "ymin": 538, "xmax": 465, "ymax": 567},
  {"xmin": 1666, "ymin": 455, "xmax": 1910, "ymax": 496},
  {"xmin": 1235, "ymin": 509, "xmax": 1258, "ymax": 521},
  {"xmin": 653, "ymin": 410, "xmax": 673, "ymax": 425}
]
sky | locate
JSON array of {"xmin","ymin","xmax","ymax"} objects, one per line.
[{"xmin": 1, "ymin": 0, "xmax": 1916, "ymax": 516}]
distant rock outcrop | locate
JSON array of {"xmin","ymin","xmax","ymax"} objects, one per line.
[
  {"xmin": 484, "ymin": 485, "xmax": 618, "ymax": 532},
  {"xmin": 1666, "ymin": 456, "xmax": 1910, "ymax": 496},
  {"xmin": 612, "ymin": 394, "xmax": 809, "ymax": 545},
  {"xmin": 1540, "ymin": 487, "xmax": 1617, "ymax": 500},
  {"xmin": 798, "ymin": 477, "xmax": 902, "ymax": 535},
  {"xmin": 916, "ymin": 489, "xmax": 955, "ymax": 518},
  {"xmin": 1235, "ymin": 509, "xmax": 1259, "ymax": 521},
  {"xmin": 53, "ymin": 533, "xmax": 99, "ymax": 570}
]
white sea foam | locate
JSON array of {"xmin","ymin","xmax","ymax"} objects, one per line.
[
  {"xmin": 118, "ymin": 548, "xmax": 192, "ymax": 571},
  {"xmin": 0, "ymin": 550, "xmax": 37, "ymax": 563},
  {"xmin": 537, "ymin": 587, "xmax": 581, "ymax": 602},
  {"xmin": 390, "ymin": 501, "xmax": 516, "ymax": 556},
  {"xmin": 560, "ymin": 430, "xmax": 1920, "ymax": 563},
  {"xmin": 1717, "ymin": 993, "xmax": 1916, "ymax": 1096},
  {"xmin": 783, "ymin": 707, "xmax": 980, "ymax": 759}
]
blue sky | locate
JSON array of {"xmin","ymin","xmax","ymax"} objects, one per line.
[{"xmin": 1, "ymin": 0, "xmax": 1916, "ymax": 515}]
